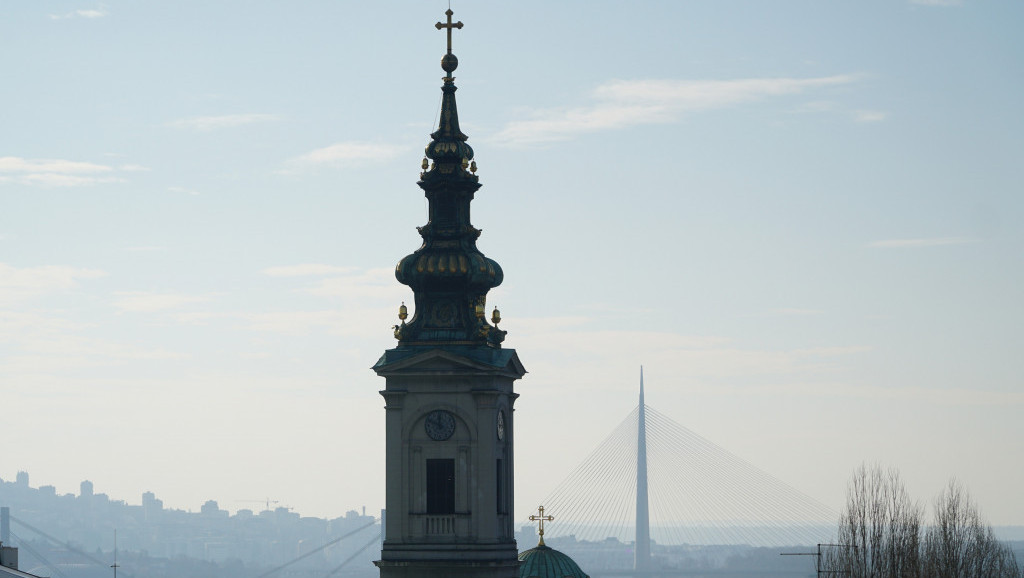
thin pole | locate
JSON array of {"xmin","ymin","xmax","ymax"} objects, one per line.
[{"xmin": 111, "ymin": 529, "xmax": 119, "ymax": 578}]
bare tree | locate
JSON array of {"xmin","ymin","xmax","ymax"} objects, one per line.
[
  {"xmin": 825, "ymin": 468, "xmax": 1023, "ymax": 578},
  {"xmin": 922, "ymin": 480, "xmax": 1023, "ymax": 578},
  {"xmin": 825, "ymin": 464, "xmax": 922, "ymax": 578}
]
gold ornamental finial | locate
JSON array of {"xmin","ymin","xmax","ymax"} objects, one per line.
[
  {"xmin": 398, "ymin": 302, "xmax": 408, "ymax": 321},
  {"xmin": 491, "ymin": 307, "xmax": 501, "ymax": 326},
  {"xmin": 435, "ymin": 9, "xmax": 463, "ymax": 54},
  {"xmin": 529, "ymin": 506, "xmax": 554, "ymax": 546},
  {"xmin": 470, "ymin": 160, "xmax": 477, "ymax": 174}
]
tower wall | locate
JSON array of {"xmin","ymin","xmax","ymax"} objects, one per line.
[{"xmin": 375, "ymin": 348, "xmax": 523, "ymax": 578}]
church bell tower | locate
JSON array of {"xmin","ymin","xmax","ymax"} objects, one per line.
[{"xmin": 372, "ymin": 10, "xmax": 525, "ymax": 578}]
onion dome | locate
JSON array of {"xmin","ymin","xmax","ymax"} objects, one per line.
[
  {"xmin": 519, "ymin": 544, "xmax": 590, "ymax": 578},
  {"xmin": 391, "ymin": 9, "xmax": 506, "ymax": 348}
]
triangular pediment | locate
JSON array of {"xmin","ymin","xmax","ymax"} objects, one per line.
[{"xmin": 373, "ymin": 346, "xmax": 526, "ymax": 378}]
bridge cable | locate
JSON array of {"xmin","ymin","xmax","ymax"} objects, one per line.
[
  {"xmin": 255, "ymin": 518, "xmax": 377, "ymax": 578},
  {"xmin": 323, "ymin": 533, "xmax": 379, "ymax": 578}
]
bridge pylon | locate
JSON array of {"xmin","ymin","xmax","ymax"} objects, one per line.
[{"xmin": 635, "ymin": 367, "xmax": 651, "ymax": 571}]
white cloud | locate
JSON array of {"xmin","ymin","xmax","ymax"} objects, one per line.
[
  {"xmin": 123, "ymin": 246, "xmax": 166, "ymax": 252},
  {"xmin": 0, "ymin": 311, "xmax": 87, "ymax": 343},
  {"xmin": 795, "ymin": 100, "xmax": 838, "ymax": 114},
  {"xmin": 868, "ymin": 237, "xmax": 978, "ymax": 248},
  {"xmin": 0, "ymin": 157, "xmax": 111, "ymax": 174},
  {"xmin": 113, "ymin": 291, "xmax": 214, "ymax": 313},
  {"xmin": 262, "ymin": 264, "xmax": 357, "ymax": 277},
  {"xmin": 168, "ymin": 186, "xmax": 201, "ymax": 196},
  {"xmin": 168, "ymin": 114, "xmax": 280, "ymax": 131},
  {"xmin": 854, "ymin": 110, "xmax": 887, "ymax": 123},
  {"xmin": 155, "ymin": 266, "xmax": 405, "ymax": 335},
  {"xmin": 169, "ymin": 267, "xmax": 407, "ymax": 335},
  {"xmin": 239, "ymin": 305, "xmax": 403, "ymax": 339},
  {"xmin": 768, "ymin": 381, "xmax": 1023, "ymax": 407},
  {"xmin": 0, "ymin": 311, "xmax": 185, "ymax": 381},
  {"xmin": 145, "ymin": 267, "xmax": 404, "ymax": 333},
  {"xmin": 242, "ymin": 310, "xmax": 346, "ymax": 335},
  {"xmin": 510, "ymin": 321, "xmax": 869, "ymax": 388},
  {"xmin": 794, "ymin": 102, "xmax": 885, "ymax": 123},
  {"xmin": 0, "ymin": 156, "xmax": 127, "ymax": 187},
  {"xmin": 50, "ymin": 7, "xmax": 107, "ymax": 19},
  {"xmin": 595, "ymin": 76, "xmax": 856, "ymax": 106},
  {"xmin": 119, "ymin": 164, "xmax": 150, "ymax": 172},
  {"xmin": 491, "ymin": 75, "xmax": 858, "ymax": 146},
  {"xmin": 283, "ymin": 142, "xmax": 407, "ymax": 171},
  {"xmin": 303, "ymin": 267, "xmax": 404, "ymax": 301},
  {"xmin": 18, "ymin": 173, "xmax": 124, "ymax": 187},
  {"xmin": 172, "ymin": 311, "xmax": 232, "ymax": 326},
  {"xmin": 0, "ymin": 263, "xmax": 106, "ymax": 304},
  {"xmin": 768, "ymin": 308, "xmax": 823, "ymax": 316},
  {"xmin": 13, "ymin": 333, "xmax": 184, "ymax": 363}
]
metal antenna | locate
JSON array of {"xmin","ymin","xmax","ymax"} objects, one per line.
[
  {"xmin": 781, "ymin": 543, "xmax": 856, "ymax": 577},
  {"xmin": 111, "ymin": 529, "xmax": 119, "ymax": 578}
]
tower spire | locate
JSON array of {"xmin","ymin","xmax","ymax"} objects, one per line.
[
  {"xmin": 374, "ymin": 11, "xmax": 525, "ymax": 578},
  {"xmin": 635, "ymin": 367, "xmax": 652, "ymax": 571},
  {"xmin": 391, "ymin": 8, "xmax": 505, "ymax": 348}
]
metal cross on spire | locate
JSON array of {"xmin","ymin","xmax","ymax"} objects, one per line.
[
  {"xmin": 529, "ymin": 505, "xmax": 555, "ymax": 546},
  {"xmin": 435, "ymin": 9, "xmax": 463, "ymax": 54}
]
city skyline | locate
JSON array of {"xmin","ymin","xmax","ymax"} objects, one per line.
[{"xmin": 2, "ymin": 1, "xmax": 1022, "ymax": 526}]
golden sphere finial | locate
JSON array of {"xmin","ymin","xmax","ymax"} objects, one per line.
[
  {"xmin": 491, "ymin": 307, "xmax": 501, "ymax": 325},
  {"xmin": 398, "ymin": 302, "xmax": 408, "ymax": 321},
  {"xmin": 421, "ymin": 157, "xmax": 429, "ymax": 171},
  {"xmin": 470, "ymin": 160, "xmax": 477, "ymax": 174}
]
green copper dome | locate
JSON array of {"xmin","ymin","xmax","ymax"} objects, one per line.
[{"xmin": 518, "ymin": 544, "xmax": 590, "ymax": 578}]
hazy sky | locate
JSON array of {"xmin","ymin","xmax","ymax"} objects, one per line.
[{"xmin": 2, "ymin": 1, "xmax": 1022, "ymax": 527}]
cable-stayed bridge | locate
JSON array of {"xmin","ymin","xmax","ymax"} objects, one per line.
[
  {"xmin": 526, "ymin": 372, "xmax": 837, "ymax": 571},
  {"xmin": 3, "ymin": 372, "xmax": 835, "ymax": 578}
]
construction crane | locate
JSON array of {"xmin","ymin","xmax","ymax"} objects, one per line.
[{"xmin": 236, "ymin": 498, "xmax": 280, "ymax": 512}]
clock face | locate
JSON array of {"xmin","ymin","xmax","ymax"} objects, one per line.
[
  {"xmin": 424, "ymin": 410, "xmax": 456, "ymax": 441},
  {"xmin": 496, "ymin": 410, "xmax": 505, "ymax": 441}
]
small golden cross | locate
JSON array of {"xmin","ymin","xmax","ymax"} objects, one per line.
[
  {"xmin": 435, "ymin": 9, "xmax": 463, "ymax": 54},
  {"xmin": 529, "ymin": 505, "xmax": 554, "ymax": 545}
]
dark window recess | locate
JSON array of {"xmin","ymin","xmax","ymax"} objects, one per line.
[
  {"xmin": 496, "ymin": 459, "xmax": 505, "ymax": 514},
  {"xmin": 426, "ymin": 459, "xmax": 456, "ymax": 514}
]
